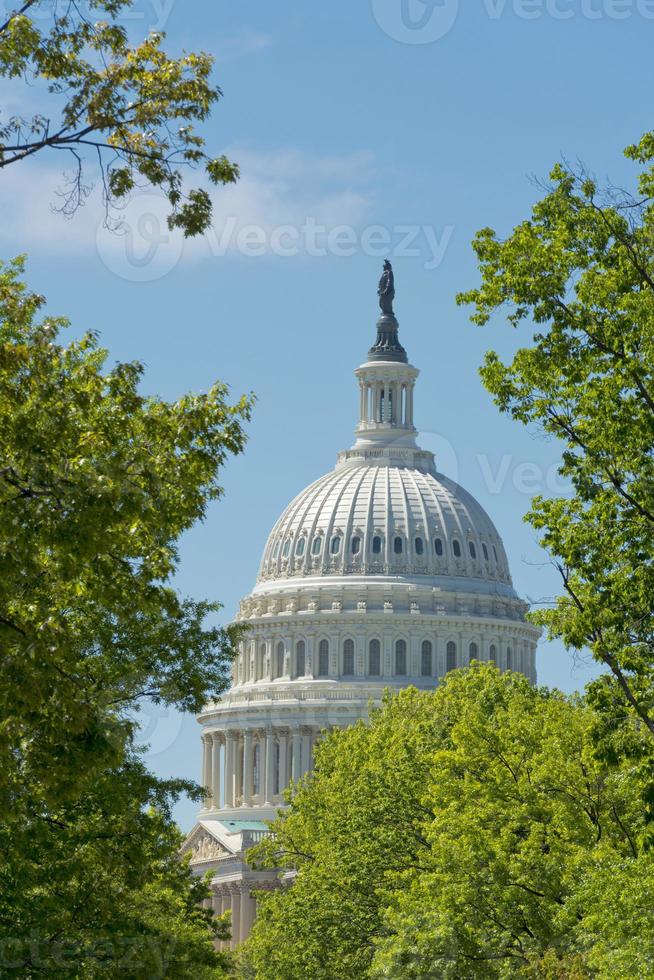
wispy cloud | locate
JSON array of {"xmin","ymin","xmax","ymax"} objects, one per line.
[
  {"xmin": 0, "ymin": 146, "xmax": 379, "ymax": 278},
  {"xmin": 216, "ymin": 29, "xmax": 272, "ymax": 62}
]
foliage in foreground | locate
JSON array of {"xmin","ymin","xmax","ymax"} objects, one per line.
[
  {"xmin": 457, "ymin": 130, "xmax": 654, "ymax": 783},
  {"xmin": 0, "ymin": 0, "xmax": 239, "ymax": 235},
  {"xmin": 0, "ymin": 257, "xmax": 251, "ymax": 975},
  {"xmin": 241, "ymin": 667, "xmax": 653, "ymax": 979}
]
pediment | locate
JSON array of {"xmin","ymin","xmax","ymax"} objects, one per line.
[{"xmin": 182, "ymin": 824, "xmax": 230, "ymax": 864}]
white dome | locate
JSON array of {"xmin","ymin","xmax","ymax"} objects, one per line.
[{"xmin": 259, "ymin": 463, "xmax": 513, "ymax": 589}]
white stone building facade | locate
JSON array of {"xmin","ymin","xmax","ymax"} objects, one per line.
[{"xmin": 183, "ymin": 275, "xmax": 539, "ymax": 947}]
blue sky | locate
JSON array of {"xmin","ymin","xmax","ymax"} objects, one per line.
[{"xmin": 3, "ymin": 0, "xmax": 653, "ymax": 829}]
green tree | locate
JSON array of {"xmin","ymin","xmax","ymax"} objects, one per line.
[
  {"xmin": 456, "ymin": 133, "xmax": 654, "ymax": 765},
  {"xmin": 0, "ymin": 0, "xmax": 238, "ymax": 235},
  {"xmin": 0, "ymin": 256, "xmax": 251, "ymax": 975},
  {"xmin": 241, "ymin": 667, "xmax": 647, "ymax": 979}
]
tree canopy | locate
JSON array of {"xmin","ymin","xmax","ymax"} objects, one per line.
[
  {"xmin": 456, "ymin": 131, "xmax": 654, "ymax": 819},
  {"xmin": 242, "ymin": 667, "xmax": 651, "ymax": 979},
  {"xmin": 0, "ymin": 256, "xmax": 251, "ymax": 975},
  {"xmin": 0, "ymin": 0, "xmax": 238, "ymax": 235}
]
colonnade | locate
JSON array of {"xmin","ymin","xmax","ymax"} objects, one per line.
[
  {"xmin": 204, "ymin": 883, "xmax": 257, "ymax": 949},
  {"xmin": 201, "ymin": 725, "xmax": 320, "ymax": 810},
  {"xmin": 359, "ymin": 378, "xmax": 415, "ymax": 428}
]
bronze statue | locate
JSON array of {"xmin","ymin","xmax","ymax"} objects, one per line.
[{"xmin": 378, "ymin": 260, "xmax": 395, "ymax": 316}]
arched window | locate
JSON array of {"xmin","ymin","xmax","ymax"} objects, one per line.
[
  {"xmin": 296, "ymin": 537, "xmax": 305, "ymax": 556},
  {"xmin": 342, "ymin": 639, "xmax": 355, "ymax": 676},
  {"xmin": 330, "ymin": 536, "xmax": 341, "ymax": 555},
  {"xmin": 394, "ymin": 536, "xmax": 403, "ymax": 555},
  {"xmin": 415, "ymin": 537, "xmax": 424, "ymax": 556},
  {"xmin": 311, "ymin": 536, "xmax": 322, "ymax": 555},
  {"xmin": 506, "ymin": 646, "xmax": 513, "ymax": 670},
  {"xmin": 253, "ymin": 742, "xmax": 261, "ymax": 795},
  {"xmin": 276, "ymin": 641, "xmax": 285, "ymax": 678},
  {"xmin": 469, "ymin": 641, "xmax": 478, "ymax": 665},
  {"xmin": 368, "ymin": 639, "xmax": 381, "ymax": 676},
  {"xmin": 318, "ymin": 639, "xmax": 329, "ymax": 677},
  {"xmin": 492, "ymin": 545, "xmax": 499, "ymax": 563},
  {"xmin": 421, "ymin": 640, "xmax": 432, "ymax": 677},
  {"xmin": 296, "ymin": 640, "xmax": 306, "ymax": 677},
  {"xmin": 282, "ymin": 539, "xmax": 291, "ymax": 557},
  {"xmin": 482, "ymin": 543, "xmax": 489, "ymax": 561},
  {"xmin": 489, "ymin": 644, "xmax": 497, "ymax": 664},
  {"xmin": 452, "ymin": 539, "xmax": 461, "ymax": 558},
  {"xmin": 468, "ymin": 541, "xmax": 477, "ymax": 560},
  {"xmin": 395, "ymin": 639, "xmax": 407, "ymax": 676},
  {"xmin": 446, "ymin": 641, "xmax": 457, "ymax": 671},
  {"xmin": 273, "ymin": 540, "xmax": 281, "ymax": 559},
  {"xmin": 434, "ymin": 537, "xmax": 443, "ymax": 556},
  {"xmin": 351, "ymin": 535, "xmax": 361, "ymax": 555},
  {"xmin": 372, "ymin": 535, "xmax": 383, "ymax": 555}
]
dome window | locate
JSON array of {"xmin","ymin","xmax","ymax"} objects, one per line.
[
  {"xmin": 446, "ymin": 641, "xmax": 457, "ymax": 671},
  {"xmin": 421, "ymin": 640, "xmax": 432, "ymax": 676},
  {"xmin": 482, "ymin": 543, "xmax": 489, "ymax": 561},
  {"xmin": 311, "ymin": 536, "xmax": 322, "ymax": 556},
  {"xmin": 342, "ymin": 639, "xmax": 355, "ymax": 676},
  {"xmin": 368, "ymin": 639, "xmax": 381, "ymax": 676},
  {"xmin": 394, "ymin": 639, "xmax": 407, "ymax": 676},
  {"xmin": 394, "ymin": 536, "xmax": 403, "ymax": 555},
  {"xmin": 469, "ymin": 642, "xmax": 478, "ymax": 664},
  {"xmin": 415, "ymin": 537, "xmax": 424, "ymax": 556},
  {"xmin": 452, "ymin": 539, "xmax": 462, "ymax": 558},
  {"xmin": 275, "ymin": 641, "xmax": 285, "ymax": 678},
  {"xmin": 372, "ymin": 535, "xmax": 383, "ymax": 555},
  {"xmin": 506, "ymin": 647, "xmax": 512, "ymax": 670},
  {"xmin": 296, "ymin": 537, "xmax": 305, "ymax": 556},
  {"xmin": 351, "ymin": 536, "xmax": 361, "ymax": 555},
  {"xmin": 492, "ymin": 545, "xmax": 499, "ymax": 563},
  {"xmin": 468, "ymin": 541, "xmax": 477, "ymax": 560},
  {"xmin": 282, "ymin": 540, "xmax": 291, "ymax": 558},
  {"xmin": 434, "ymin": 537, "xmax": 443, "ymax": 556},
  {"xmin": 330, "ymin": 536, "xmax": 341, "ymax": 555},
  {"xmin": 318, "ymin": 639, "xmax": 329, "ymax": 677},
  {"xmin": 296, "ymin": 640, "xmax": 306, "ymax": 677},
  {"xmin": 273, "ymin": 540, "xmax": 281, "ymax": 559},
  {"xmin": 489, "ymin": 644, "xmax": 497, "ymax": 664}
]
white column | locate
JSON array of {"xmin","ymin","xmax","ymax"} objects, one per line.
[
  {"xmin": 222, "ymin": 889, "xmax": 232, "ymax": 950},
  {"xmin": 235, "ymin": 735, "xmax": 244, "ymax": 805},
  {"xmin": 202, "ymin": 734, "xmax": 212, "ymax": 807},
  {"xmin": 240, "ymin": 885, "xmax": 256, "ymax": 942},
  {"xmin": 301, "ymin": 729, "xmax": 312, "ymax": 776},
  {"xmin": 242, "ymin": 730, "xmax": 253, "ymax": 806},
  {"xmin": 211, "ymin": 733, "xmax": 222, "ymax": 808},
  {"xmin": 278, "ymin": 730, "xmax": 288, "ymax": 797},
  {"xmin": 212, "ymin": 890, "xmax": 225, "ymax": 951},
  {"xmin": 291, "ymin": 728, "xmax": 302, "ymax": 785},
  {"xmin": 264, "ymin": 729, "xmax": 275, "ymax": 805},
  {"xmin": 224, "ymin": 731, "xmax": 236, "ymax": 808},
  {"xmin": 230, "ymin": 887, "xmax": 242, "ymax": 949}
]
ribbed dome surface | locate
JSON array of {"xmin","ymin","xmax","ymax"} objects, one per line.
[{"xmin": 258, "ymin": 463, "xmax": 512, "ymax": 586}]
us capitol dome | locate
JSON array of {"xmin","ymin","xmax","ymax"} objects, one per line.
[{"xmin": 183, "ymin": 264, "xmax": 540, "ymax": 947}]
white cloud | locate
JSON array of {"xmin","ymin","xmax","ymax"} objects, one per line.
[
  {"xmin": 0, "ymin": 147, "xmax": 379, "ymax": 279},
  {"xmin": 216, "ymin": 29, "xmax": 272, "ymax": 61}
]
